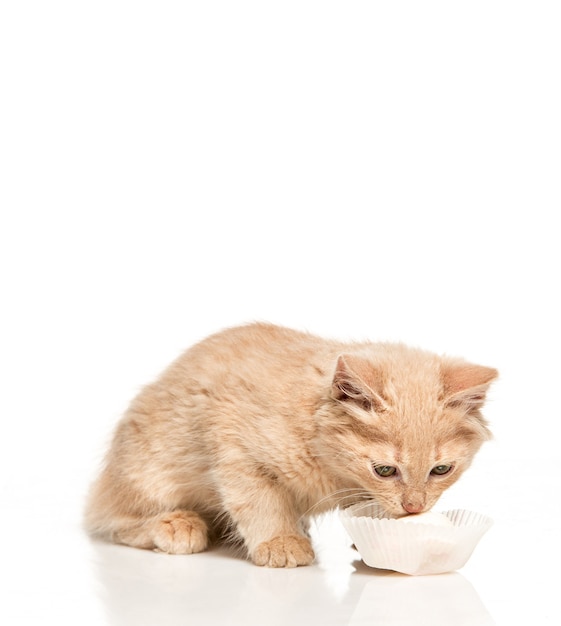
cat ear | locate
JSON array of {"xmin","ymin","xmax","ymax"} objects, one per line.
[
  {"xmin": 441, "ymin": 363, "xmax": 498, "ymax": 412},
  {"xmin": 332, "ymin": 355, "xmax": 387, "ymax": 413}
]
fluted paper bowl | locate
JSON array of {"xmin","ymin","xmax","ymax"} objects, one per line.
[{"xmin": 340, "ymin": 502, "xmax": 493, "ymax": 575}]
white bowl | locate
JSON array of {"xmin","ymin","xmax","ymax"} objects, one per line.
[{"xmin": 340, "ymin": 502, "xmax": 493, "ymax": 575}]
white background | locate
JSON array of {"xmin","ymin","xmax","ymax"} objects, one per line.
[{"xmin": 1, "ymin": 1, "xmax": 559, "ymax": 624}]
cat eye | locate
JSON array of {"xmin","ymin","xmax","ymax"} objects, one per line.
[
  {"xmin": 431, "ymin": 464, "xmax": 453, "ymax": 476},
  {"xmin": 374, "ymin": 465, "xmax": 397, "ymax": 478}
]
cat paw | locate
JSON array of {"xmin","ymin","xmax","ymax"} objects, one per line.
[
  {"xmin": 252, "ymin": 535, "xmax": 315, "ymax": 568},
  {"xmin": 153, "ymin": 511, "xmax": 208, "ymax": 554}
]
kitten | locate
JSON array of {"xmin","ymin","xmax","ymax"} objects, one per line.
[{"xmin": 85, "ymin": 323, "xmax": 497, "ymax": 567}]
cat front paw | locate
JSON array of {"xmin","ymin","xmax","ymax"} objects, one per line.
[{"xmin": 252, "ymin": 535, "xmax": 315, "ymax": 568}]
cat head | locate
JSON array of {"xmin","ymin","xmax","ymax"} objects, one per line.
[{"xmin": 326, "ymin": 346, "xmax": 498, "ymax": 516}]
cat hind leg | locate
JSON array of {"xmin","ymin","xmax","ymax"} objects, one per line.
[
  {"xmin": 89, "ymin": 509, "xmax": 209, "ymax": 555},
  {"xmin": 150, "ymin": 510, "xmax": 209, "ymax": 554}
]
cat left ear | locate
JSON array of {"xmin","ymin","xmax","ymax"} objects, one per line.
[
  {"xmin": 441, "ymin": 363, "xmax": 498, "ymax": 412},
  {"xmin": 332, "ymin": 355, "xmax": 387, "ymax": 413}
]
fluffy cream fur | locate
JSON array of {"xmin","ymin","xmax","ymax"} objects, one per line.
[{"xmin": 85, "ymin": 323, "xmax": 497, "ymax": 567}]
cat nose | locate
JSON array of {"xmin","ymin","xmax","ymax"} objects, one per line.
[{"xmin": 402, "ymin": 501, "xmax": 424, "ymax": 514}]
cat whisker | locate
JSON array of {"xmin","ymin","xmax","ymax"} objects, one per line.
[
  {"xmin": 344, "ymin": 499, "xmax": 395, "ymax": 518},
  {"xmin": 298, "ymin": 488, "xmax": 375, "ymax": 522}
]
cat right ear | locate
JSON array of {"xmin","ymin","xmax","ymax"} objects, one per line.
[
  {"xmin": 332, "ymin": 355, "xmax": 387, "ymax": 413},
  {"xmin": 441, "ymin": 363, "xmax": 498, "ymax": 413}
]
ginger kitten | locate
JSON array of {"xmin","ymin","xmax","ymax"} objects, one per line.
[{"xmin": 85, "ymin": 323, "xmax": 497, "ymax": 567}]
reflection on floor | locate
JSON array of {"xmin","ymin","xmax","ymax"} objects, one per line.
[{"xmin": 89, "ymin": 513, "xmax": 495, "ymax": 626}]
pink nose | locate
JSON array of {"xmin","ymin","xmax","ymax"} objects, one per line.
[{"xmin": 402, "ymin": 502, "xmax": 424, "ymax": 514}]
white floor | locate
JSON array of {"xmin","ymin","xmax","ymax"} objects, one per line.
[{"xmin": 1, "ymin": 449, "xmax": 558, "ymax": 625}]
